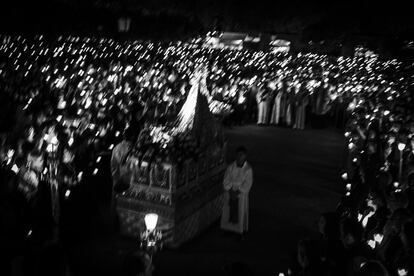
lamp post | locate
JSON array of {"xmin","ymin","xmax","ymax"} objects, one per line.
[
  {"xmin": 45, "ymin": 133, "xmax": 60, "ymax": 224},
  {"xmin": 398, "ymin": 143, "xmax": 405, "ymax": 183},
  {"xmin": 140, "ymin": 213, "xmax": 163, "ymax": 257}
]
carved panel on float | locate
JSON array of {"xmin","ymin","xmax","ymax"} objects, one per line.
[{"xmin": 116, "ymin": 144, "xmax": 227, "ymax": 247}]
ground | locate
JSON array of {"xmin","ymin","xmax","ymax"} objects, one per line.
[{"xmin": 63, "ymin": 125, "xmax": 346, "ymax": 276}]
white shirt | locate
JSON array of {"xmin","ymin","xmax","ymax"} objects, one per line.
[{"xmin": 223, "ymin": 161, "xmax": 253, "ymax": 194}]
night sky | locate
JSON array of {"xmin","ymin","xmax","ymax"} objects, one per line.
[{"xmin": 1, "ymin": 1, "xmax": 414, "ymax": 38}]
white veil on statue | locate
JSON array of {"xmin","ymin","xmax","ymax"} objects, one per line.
[{"xmin": 173, "ymin": 66, "xmax": 223, "ymax": 149}]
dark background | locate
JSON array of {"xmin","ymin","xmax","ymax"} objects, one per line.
[
  {"xmin": 1, "ymin": 1, "xmax": 414, "ymax": 57},
  {"xmin": 1, "ymin": 1, "xmax": 414, "ymax": 35}
]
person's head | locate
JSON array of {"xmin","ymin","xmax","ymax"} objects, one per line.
[
  {"xmin": 28, "ymin": 150, "xmax": 44, "ymax": 172},
  {"xmin": 367, "ymin": 190, "xmax": 385, "ymax": 211},
  {"xmin": 340, "ymin": 217, "xmax": 362, "ymax": 249},
  {"xmin": 235, "ymin": 146, "xmax": 247, "ymax": 167},
  {"xmin": 62, "ymin": 148, "xmax": 74, "ymax": 164},
  {"xmin": 318, "ymin": 212, "xmax": 339, "ymax": 239},
  {"xmin": 387, "ymin": 133, "xmax": 396, "ymax": 145}
]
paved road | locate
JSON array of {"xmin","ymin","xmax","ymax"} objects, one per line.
[
  {"xmin": 64, "ymin": 125, "xmax": 345, "ymax": 276},
  {"xmin": 153, "ymin": 125, "xmax": 346, "ymax": 276}
]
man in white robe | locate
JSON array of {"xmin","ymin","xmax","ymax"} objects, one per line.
[
  {"xmin": 221, "ymin": 146, "xmax": 253, "ymax": 237},
  {"xmin": 256, "ymin": 87, "xmax": 267, "ymax": 125},
  {"xmin": 270, "ymin": 80, "xmax": 283, "ymax": 125}
]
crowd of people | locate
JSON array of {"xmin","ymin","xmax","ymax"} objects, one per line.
[
  {"xmin": 1, "ymin": 33, "xmax": 414, "ymax": 275},
  {"xmin": 286, "ymin": 57, "xmax": 414, "ymax": 275}
]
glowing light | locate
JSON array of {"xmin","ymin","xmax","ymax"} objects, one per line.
[
  {"xmin": 109, "ymin": 144, "xmax": 114, "ymax": 150},
  {"xmin": 348, "ymin": 102, "xmax": 356, "ymax": 110},
  {"xmin": 393, "ymin": 182, "xmax": 399, "ymax": 188},
  {"xmin": 96, "ymin": 156, "xmax": 101, "ymax": 163},
  {"xmin": 93, "ymin": 168, "xmax": 99, "ymax": 175},
  {"xmin": 144, "ymin": 213, "xmax": 159, "ymax": 231},
  {"xmin": 346, "ymin": 183, "xmax": 352, "ymax": 191},
  {"xmin": 65, "ymin": 190, "xmax": 71, "ymax": 198},
  {"xmin": 398, "ymin": 268, "xmax": 408, "ymax": 276},
  {"xmin": 398, "ymin": 143, "xmax": 406, "ymax": 151},
  {"xmin": 11, "ymin": 164, "xmax": 19, "ymax": 173},
  {"xmin": 374, "ymin": 233, "xmax": 384, "ymax": 244},
  {"xmin": 341, "ymin": 172, "xmax": 348, "ymax": 180},
  {"xmin": 77, "ymin": 171, "xmax": 83, "ymax": 181},
  {"xmin": 85, "ymin": 98, "xmax": 92, "ymax": 109},
  {"xmin": 362, "ymin": 211, "xmax": 375, "ymax": 228},
  {"xmin": 7, "ymin": 149, "xmax": 14, "ymax": 159},
  {"xmin": 51, "ymin": 136, "xmax": 58, "ymax": 145},
  {"xmin": 367, "ymin": 239, "xmax": 376, "ymax": 249}
]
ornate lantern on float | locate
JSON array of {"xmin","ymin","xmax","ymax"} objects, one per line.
[
  {"xmin": 43, "ymin": 130, "xmax": 61, "ymax": 224},
  {"xmin": 140, "ymin": 213, "xmax": 163, "ymax": 255}
]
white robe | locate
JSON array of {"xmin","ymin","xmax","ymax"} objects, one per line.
[
  {"xmin": 221, "ymin": 161, "xmax": 253, "ymax": 234},
  {"xmin": 286, "ymin": 103, "xmax": 292, "ymax": 126},
  {"xmin": 270, "ymin": 91, "xmax": 282, "ymax": 124},
  {"xmin": 256, "ymin": 90, "xmax": 269, "ymax": 124}
]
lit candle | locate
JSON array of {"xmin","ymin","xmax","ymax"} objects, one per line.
[{"xmin": 373, "ymin": 233, "xmax": 384, "ymax": 244}]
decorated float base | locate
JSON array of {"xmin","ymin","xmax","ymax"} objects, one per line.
[
  {"xmin": 116, "ymin": 69, "xmax": 227, "ymax": 247},
  {"xmin": 116, "ymin": 162, "xmax": 226, "ymax": 248}
]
